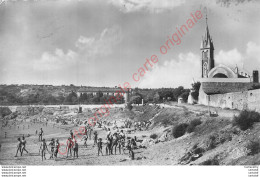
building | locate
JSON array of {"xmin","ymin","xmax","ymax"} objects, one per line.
[
  {"xmin": 198, "ymin": 17, "xmax": 260, "ymax": 111},
  {"xmin": 77, "ymin": 87, "xmax": 131, "ymax": 103}
]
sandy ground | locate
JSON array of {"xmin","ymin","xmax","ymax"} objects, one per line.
[
  {"xmin": 0, "ymin": 103, "xmax": 258, "ymax": 166},
  {"xmin": 0, "ymin": 117, "xmax": 161, "ymax": 165}
]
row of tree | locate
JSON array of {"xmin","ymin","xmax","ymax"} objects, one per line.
[
  {"xmin": 129, "ymin": 82, "xmax": 201, "ymax": 104},
  {"xmin": 0, "ymin": 90, "xmax": 125, "ymax": 105}
]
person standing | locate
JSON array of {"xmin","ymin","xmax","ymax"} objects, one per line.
[
  {"xmin": 66, "ymin": 137, "xmax": 74, "ymax": 158},
  {"xmin": 39, "ymin": 139, "xmax": 48, "ymax": 161},
  {"xmin": 73, "ymin": 140, "xmax": 78, "ymax": 158},
  {"xmin": 39, "ymin": 128, "xmax": 43, "ymax": 141},
  {"xmin": 15, "ymin": 138, "xmax": 22, "ymax": 157},
  {"xmin": 70, "ymin": 130, "xmax": 74, "ymax": 139},
  {"xmin": 93, "ymin": 131, "xmax": 98, "ymax": 147},
  {"xmin": 82, "ymin": 134, "xmax": 88, "ymax": 148},
  {"xmin": 97, "ymin": 138, "xmax": 103, "ymax": 156},
  {"xmin": 21, "ymin": 136, "xmax": 29, "ymax": 155},
  {"xmin": 54, "ymin": 139, "xmax": 60, "ymax": 158},
  {"xmin": 49, "ymin": 138, "xmax": 55, "ymax": 159},
  {"xmin": 106, "ymin": 128, "xmax": 111, "ymax": 139},
  {"xmin": 105, "ymin": 136, "xmax": 112, "ymax": 155},
  {"xmin": 89, "ymin": 127, "xmax": 93, "ymax": 140}
]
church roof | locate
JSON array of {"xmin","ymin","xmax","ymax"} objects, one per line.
[{"xmin": 200, "ymin": 19, "xmax": 214, "ymax": 50}]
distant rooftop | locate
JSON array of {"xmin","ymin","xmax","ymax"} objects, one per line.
[{"xmin": 78, "ymin": 87, "xmax": 130, "ymax": 93}]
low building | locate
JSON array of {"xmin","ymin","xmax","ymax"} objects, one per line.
[{"xmin": 77, "ymin": 87, "xmax": 131, "ymax": 103}]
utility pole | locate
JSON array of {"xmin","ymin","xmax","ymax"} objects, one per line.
[{"xmin": 207, "ymin": 95, "xmax": 210, "ymax": 115}]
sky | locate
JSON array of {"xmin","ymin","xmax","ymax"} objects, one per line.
[{"xmin": 0, "ymin": 0, "xmax": 260, "ymax": 88}]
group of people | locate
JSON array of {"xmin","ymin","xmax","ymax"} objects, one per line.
[
  {"xmin": 94, "ymin": 128, "xmax": 136, "ymax": 160},
  {"xmin": 134, "ymin": 120, "xmax": 151, "ymax": 131},
  {"xmin": 13, "ymin": 127, "xmax": 61, "ymax": 161},
  {"xmin": 39, "ymin": 138, "xmax": 61, "ymax": 161},
  {"xmin": 13, "ymin": 120, "xmax": 138, "ymax": 161}
]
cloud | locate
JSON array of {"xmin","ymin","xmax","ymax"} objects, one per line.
[
  {"xmin": 75, "ymin": 25, "xmax": 122, "ymax": 58},
  {"xmin": 215, "ymin": 42, "xmax": 260, "ymax": 71},
  {"xmin": 215, "ymin": 48, "xmax": 243, "ymax": 68},
  {"xmin": 33, "ymin": 26, "xmax": 122, "ymax": 71},
  {"xmin": 246, "ymin": 41, "xmax": 260, "ymax": 59},
  {"xmin": 108, "ymin": 0, "xmax": 185, "ymax": 13},
  {"xmin": 138, "ymin": 52, "xmax": 200, "ymax": 88},
  {"xmin": 33, "ymin": 49, "xmax": 78, "ymax": 71}
]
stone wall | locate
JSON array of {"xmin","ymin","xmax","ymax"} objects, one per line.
[
  {"xmin": 201, "ymin": 82, "xmax": 254, "ymax": 94},
  {"xmin": 199, "ymin": 86, "xmax": 260, "ymax": 112}
]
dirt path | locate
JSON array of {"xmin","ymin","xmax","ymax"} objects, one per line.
[{"xmin": 160, "ymin": 102, "xmax": 240, "ymax": 120}]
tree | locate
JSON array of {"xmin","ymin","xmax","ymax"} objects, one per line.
[
  {"xmin": 130, "ymin": 95, "xmax": 142, "ymax": 104},
  {"xmin": 64, "ymin": 92, "xmax": 78, "ymax": 104},
  {"xmin": 79, "ymin": 93, "xmax": 88, "ymax": 103},
  {"xmin": 97, "ymin": 91, "xmax": 103, "ymax": 98},
  {"xmin": 179, "ymin": 91, "xmax": 190, "ymax": 102},
  {"xmin": 153, "ymin": 92, "xmax": 160, "ymax": 103},
  {"xmin": 173, "ymin": 86, "xmax": 184, "ymax": 101},
  {"xmin": 91, "ymin": 96, "xmax": 100, "ymax": 104},
  {"xmin": 191, "ymin": 82, "xmax": 201, "ymax": 100}
]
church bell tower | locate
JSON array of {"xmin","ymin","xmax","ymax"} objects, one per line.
[{"xmin": 201, "ymin": 15, "xmax": 214, "ymax": 78}]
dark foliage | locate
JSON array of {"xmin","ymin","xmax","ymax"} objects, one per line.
[
  {"xmin": 191, "ymin": 82, "xmax": 201, "ymax": 101},
  {"xmin": 246, "ymin": 141, "xmax": 260, "ymax": 156},
  {"xmin": 0, "ymin": 107, "xmax": 12, "ymax": 117},
  {"xmin": 200, "ymin": 158, "xmax": 219, "ymax": 165},
  {"xmin": 172, "ymin": 123, "xmax": 189, "ymax": 138},
  {"xmin": 150, "ymin": 133, "xmax": 158, "ymax": 139},
  {"xmin": 232, "ymin": 110, "xmax": 260, "ymax": 130},
  {"xmin": 126, "ymin": 102, "xmax": 133, "ymax": 111},
  {"xmin": 186, "ymin": 119, "xmax": 202, "ymax": 133}
]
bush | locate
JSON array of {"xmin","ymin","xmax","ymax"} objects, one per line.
[
  {"xmin": 207, "ymin": 134, "xmax": 217, "ymax": 150},
  {"xmin": 246, "ymin": 141, "xmax": 260, "ymax": 156},
  {"xmin": 150, "ymin": 133, "xmax": 158, "ymax": 139},
  {"xmin": 172, "ymin": 123, "xmax": 189, "ymax": 138},
  {"xmin": 200, "ymin": 157, "xmax": 219, "ymax": 165},
  {"xmin": 126, "ymin": 103, "xmax": 133, "ymax": 111},
  {"xmin": 186, "ymin": 119, "xmax": 202, "ymax": 133},
  {"xmin": 232, "ymin": 110, "xmax": 260, "ymax": 130},
  {"xmin": 0, "ymin": 107, "xmax": 12, "ymax": 117}
]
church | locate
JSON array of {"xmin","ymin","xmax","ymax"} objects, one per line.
[{"xmin": 197, "ymin": 17, "xmax": 260, "ymax": 111}]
